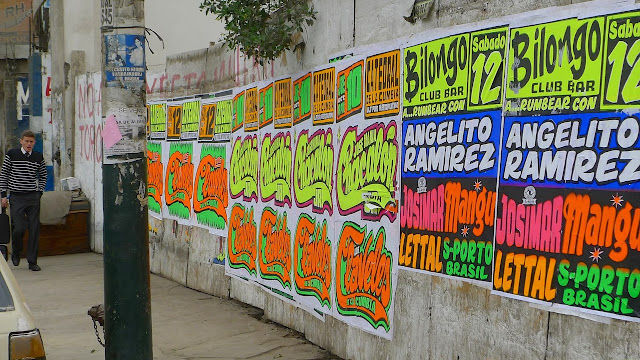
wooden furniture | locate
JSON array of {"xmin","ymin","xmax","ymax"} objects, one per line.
[{"xmin": 19, "ymin": 198, "xmax": 90, "ymax": 257}]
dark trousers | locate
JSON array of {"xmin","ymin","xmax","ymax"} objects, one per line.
[{"xmin": 10, "ymin": 192, "xmax": 41, "ymax": 265}]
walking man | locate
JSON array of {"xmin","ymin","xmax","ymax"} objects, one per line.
[{"xmin": 0, "ymin": 130, "xmax": 47, "ymax": 271}]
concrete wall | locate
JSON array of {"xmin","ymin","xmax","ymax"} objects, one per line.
[
  {"xmin": 63, "ymin": 0, "xmax": 101, "ymax": 73},
  {"xmin": 146, "ymin": 1, "xmax": 640, "ymax": 359}
]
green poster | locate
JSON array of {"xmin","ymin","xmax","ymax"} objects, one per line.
[
  {"xmin": 147, "ymin": 142, "xmax": 163, "ymax": 215},
  {"xmin": 194, "ymin": 144, "xmax": 228, "ymax": 232},
  {"xmin": 506, "ymin": 16, "xmax": 606, "ymax": 115},
  {"xmin": 165, "ymin": 142, "xmax": 194, "ymax": 220},
  {"xmin": 601, "ymin": 11, "xmax": 640, "ymax": 109},
  {"xmin": 467, "ymin": 26, "xmax": 508, "ymax": 111},
  {"xmin": 403, "ymin": 32, "xmax": 470, "ymax": 119},
  {"xmin": 230, "ymin": 135, "xmax": 259, "ymax": 201},
  {"xmin": 260, "ymin": 132, "xmax": 292, "ymax": 207}
]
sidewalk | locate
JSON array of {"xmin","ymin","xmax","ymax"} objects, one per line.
[{"xmin": 12, "ymin": 253, "xmax": 337, "ymax": 360}]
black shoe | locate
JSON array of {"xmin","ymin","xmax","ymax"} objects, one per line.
[
  {"xmin": 11, "ymin": 255, "xmax": 19, "ymax": 267},
  {"xmin": 28, "ymin": 264, "xmax": 41, "ymax": 271}
]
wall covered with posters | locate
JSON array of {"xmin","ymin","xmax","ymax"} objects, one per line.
[{"xmin": 145, "ymin": 1, "xmax": 640, "ymax": 359}]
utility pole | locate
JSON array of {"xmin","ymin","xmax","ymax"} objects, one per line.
[{"xmin": 100, "ymin": 0, "xmax": 152, "ymax": 358}]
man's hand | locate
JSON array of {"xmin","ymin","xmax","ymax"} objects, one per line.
[{"xmin": 1, "ymin": 198, "xmax": 7, "ymax": 208}]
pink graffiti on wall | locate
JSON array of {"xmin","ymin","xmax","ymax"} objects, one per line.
[
  {"xmin": 76, "ymin": 76, "xmax": 102, "ymax": 164},
  {"xmin": 146, "ymin": 48, "xmax": 275, "ymax": 94},
  {"xmin": 146, "ymin": 71, "xmax": 206, "ymax": 94},
  {"xmin": 78, "ymin": 124, "xmax": 102, "ymax": 163},
  {"xmin": 76, "ymin": 78, "xmax": 101, "ymax": 121}
]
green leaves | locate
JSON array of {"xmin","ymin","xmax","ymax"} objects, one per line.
[{"xmin": 200, "ymin": 0, "xmax": 316, "ymax": 64}]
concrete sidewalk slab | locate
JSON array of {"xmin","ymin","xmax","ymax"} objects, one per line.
[{"xmin": 12, "ymin": 253, "xmax": 338, "ymax": 360}]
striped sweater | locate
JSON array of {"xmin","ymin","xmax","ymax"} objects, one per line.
[{"xmin": 0, "ymin": 148, "xmax": 47, "ymax": 197}]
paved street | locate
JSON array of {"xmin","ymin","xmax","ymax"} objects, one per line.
[{"xmin": 12, "ymin": 253, "xmax": 336, "ymax": 360}]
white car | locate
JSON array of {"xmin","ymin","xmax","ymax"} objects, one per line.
[{"xmin": 0, "ymin": 252, "xmax": 46, "ymax": 360}]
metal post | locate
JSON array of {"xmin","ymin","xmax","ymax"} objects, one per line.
[{"xmin": 100, "ymin": 0, "xmax": 152, "ymax": 358}]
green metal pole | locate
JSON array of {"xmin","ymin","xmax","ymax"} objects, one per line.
[
  {"xmin": 103, "ymin": 161, "xmax": 152, "ymax": 358},
  {"xmin": 100, "ymin": 0, "xmax": 152, "ymax": 358}
]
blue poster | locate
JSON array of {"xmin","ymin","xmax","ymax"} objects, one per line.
[
  {"xmin": 399, "ymin": 110, "xmax": 502, "ymax": 284},
  {"xmin": 104, "ymin": 34, "xmax": 145, "ymax": 88},
  {"xmin": 402, "ymin": 110, "xmax": 501, "ymax": 179},
  {"xmin": 500, "ymin": 112, "xmax": 640, "ymax": 191},
  {"xmin": 494, "ymin": 109, "xmax": 640, "ymax": 320}
]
